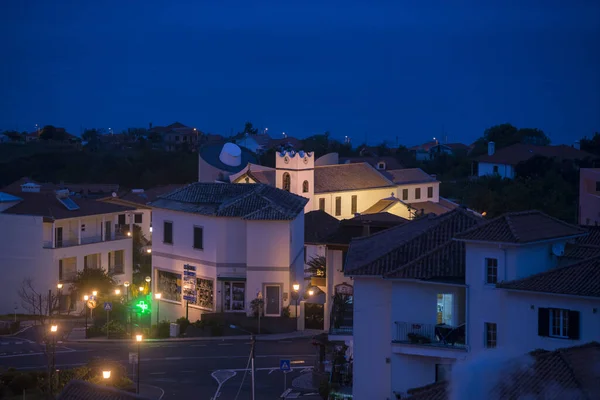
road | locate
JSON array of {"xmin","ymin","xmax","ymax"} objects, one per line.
[{"xmin": 0, "ymin": 336, "xmax": 318, "ymax": 399}]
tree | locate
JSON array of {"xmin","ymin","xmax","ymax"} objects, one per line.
[
  {"xmin": 2, "ymin": 130, "xmax": 24, "ymax": 142},
  {"xmin": 306, "ymin": 255, "xmax": 326, "ymax": 277},
  {"xmin": 580, "ymin": 132, "xmax": 600, "ymax": 156},
  {"xmin": 17, "ymin": 278, "xmax": 59, "ymax": 324},
  {"xmin": 470, "ymin": 124, "xmax": 551, "ymax": 157},
  {"xmin": 131, "ymin": 225, "xmax": 151, "ymax": 283},
  {"xmin": 69, "ymin": 268, "xmax": 117, "ymax": 302},
  {"xmin": 39, "ymin": 125, "xmax": 69, "ymax": 141},
  {"xmin": 238, "ymin": 121, "xmax": 258, "ymax": 136}
]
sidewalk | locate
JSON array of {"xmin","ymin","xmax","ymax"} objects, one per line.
[
  {"xmin": 139, "ymin": 383, "xmax": 165, "ymax": 400},
  {"xmin": 67, "ymin": 329, "xmax": 324, "ymax": 343}
]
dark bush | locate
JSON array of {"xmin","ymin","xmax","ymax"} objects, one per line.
[
  {"xmin": 152, "ymin": 321, "xmax": 170, "ymax": 338},
  {"xmin": 176, "ymin": 317, "xmax": 190, "ymax": 335}
]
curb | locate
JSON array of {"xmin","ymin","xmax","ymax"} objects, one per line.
[{"xmin": 67, "ymin": 331, "xmax": 323, "ymax": 344}]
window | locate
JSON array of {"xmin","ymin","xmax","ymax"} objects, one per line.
[
  {"xmin": 194, "ymin": 278, "xmax": 214, "ymax": 310},
  {"xmin": 351, "ymin": 195, "xmax": 358, "ymax": 214},
  {"xmin": 304, "ymin": 246, "xmax": 307, "ymax": 263},
  {"xmin": 282, "ymin": 173, "xmax": 291, "ymax": 192},
  {"xmin": 193, "ymin": 226, "xmax": 203, "ymax": 250},
  {"xmin": 175, "ymin": 135, "xmax": 180, "ymax": 141},
  {"xmin": 427, "ymin": 186, "xmax": 433, "ymax": 198},
  {"xmin": 303, "ymin": 180, "xmax": 309, "ymax": 193},
  {"xmin": 58, "ymin": 257, "xmax": 77, "ymax": 281},
  {"xmin": 84, "ymin": 253, "xmax": 100, "ymax": 270},
  {"xmin": 485, "ymin": 322, "xmax": 497, "ymax": 348},
  {"xmin": 109, "ymin": 250, "xmax": 124, "ymax": 274},
  {"xmin": 435, "ymin": 364, "xmax": 452, "ymax": 382},
  {"xmin": 402, "ymin": 189, "xmax": 408, "ymax": 201},
  {"xmin": 493, "ymin": 165, "xmax": 499, "ymax": 173},
  {"xmin": 224, "ymin": 281, "xmax": 246, "ymax": 311},
  {"xmin": 319, "ymin": 198, "xmax": 325, "ymax": 211},
  {"xmin": 157, "ymin": 270, "xmax": 182, "ymax": 302},
  {"xmin": 538, "ymin": 308, "xmax": 580, "ymax": 339},
  {"xmin": 377, "ymin": 162, "xmax": 386, "ymax": 170},
  {"xmin": 118, "ymin": 214, "xmax": 126, "ymax": 225},
  {"xmin": 485, "ymin": 258, "xmax": 498, "ymax": 284},
  {"xmin": 335, "ymin": 196, "xmax": 342, "ymax": 216},
  {"xmin": 163, "ymin": 221, "xmax": 173, "ymax": 244},
  {"xmin": 437, "ymin": 294, "xmax": 454, "ymax": 326},
  {"xmin": 415, "ymin": 188, "xmax": 421, "ymax": 200},
  {"xmin": 134, "ymin": 214, "xmax": 143, "ymax": 224}
]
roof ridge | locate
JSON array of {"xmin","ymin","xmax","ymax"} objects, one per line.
[
  {"xmin": 349, "ymin": 213, "xmax": 436, "ymax": 244},
  {"xmin": 505, "ymin": 214, "xmax": 520, "ymax": 242},
  {"xmin": 384, "ymin": 240, "xmax": 457, "ymax": 278}
]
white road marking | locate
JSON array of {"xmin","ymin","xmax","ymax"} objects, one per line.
[
  {"xmin": 269, "ymin": 369, "xmax": 275, "ymax": 375},
  {"xmin": 221, "ymin": 366, "xmax": 313, "ymax": 373},
  {"xmin": 210, "ymin": 370, "xmax": 237, "ymax": 400},
  {"xmin": 1, "ymin": 342, "xmax": 9, "ymax": 345}
]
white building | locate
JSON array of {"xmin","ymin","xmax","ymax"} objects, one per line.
[
  {"xmin": 0, "ymin": 183, "xmax": 134, "ymax": 314},
  {"xmin": 148, "ymin": 182, "xmax": 307, "ymax": 323},
  {"xmin": 345, "ymin": 209, "xmax": 599, "ymax": 399},
  {"xmin": 227, "ymin": 149, "xmax": 457, "ymax": 221}
]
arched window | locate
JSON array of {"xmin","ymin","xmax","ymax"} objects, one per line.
[
  {"xmin": 302, "ymin": 180, "xmax": 309, "ymax": 193},
  {"xmin": 282, "ymin": 173, "xmax": 291, "ymax": 192}
]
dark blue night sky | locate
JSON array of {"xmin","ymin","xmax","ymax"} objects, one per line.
[{"xmin": 1, "ymin": 1, "xmax": 599, "ymax": 146}]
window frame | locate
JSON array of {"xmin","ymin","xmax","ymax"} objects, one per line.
[
  {"xmin": 351, "ymin": 195, "xmax": 358, "ymax": 215},
  {"xmin": 223, "ymin": 281, "xmax": 246, "ymax": 312},
  {"xmin": 493, "ymin": 165, "xmax": 499, "ymax": 174},
  {"xmin": 415, "ymin": 188, "xmax": 421, "ymax": 200},
  {"xmin": 335, "ymin": 196, "xmax": 342, "ymax": 216},
  {"xmin": 427, "ymin": 186, "xmax": 433, "ymax": 198},
  {"xmin": 485, "ymin": 258, "xmax": 498, "ymax": 284},
  {"xmin": 318, "ymin": 198, "xmax": 325, "ymax": 211},
  {"xmin": 282, "ymin": 172, "xmax": 291, "ymax": 192},
  {"xmin": 549, "ymin": 308, "xmax": 569, "ymax": 338},
  {"xmin": 484, "ymin": 322, "xmax": 497, "ymax": 348},
  {"xmin": 193, "ymin": 225, "xmax": 204, "ymax": 250},
  {"xmin": 134, "ymin": 213, "xmax": 143, "ymax": 224},
  {"xmin": 302, "ymin": 180, "xmax": 309, "ymax": 193},
  {"xmin": 402, "ymin": 188, "xmax": 408, "ymax": 201},
  {"xmin": 163, "ymin": 220, "xmax": 173, "ymax": 245}
]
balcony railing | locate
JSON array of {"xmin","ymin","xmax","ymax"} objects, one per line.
[
  {"xmin": 394, "ymin": 321, "xmax": 467, "ymax": 348},
  {"xmin": 59, "ymin": 271, "xmax": 78, "ymax": 282},
  {"xmin": 43, "ymin": 232, "xmax": 128, "ymax": 249}
]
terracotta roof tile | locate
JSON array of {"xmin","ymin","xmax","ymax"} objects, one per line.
[
  {"xmin": 351, "ymin": 212, "xmax": 407, "ymax": 224},
  {"xmin": 496, "ymin": 255, "xmax": 600, "ymax": 297},
  {"xmin": 339, "ymin": 156, "xmax": 404, "ymax": 170},
  {"xmin": 455, "ymin": 210, "xmax": 586, "ymax": 244},
  {"xmin": 313, "ymin": 163, "xmax": 395, "ymax": 193},
  {"xmin": 407, "ymin": 342, "xmax": 600, "ymax": 400},
  {"xmin": 149, "ymin": 183, "xmax": 307, "ymax": 221},
  {"xmin": 1, "ymin": 191, "xmax": 135, "ymax": 220},
  {"xmin": 305, "ymin": 210, "xmax": 340, "ymax": 243},
  {"xmin": 120, "ymin": 184, "xmax": 188, "ymax": 205},
  {"xmin": 346, "ymin": 208, "xmax": 482, "ymax": 276},
  {"xmin": 383, "ymin": 168, "xmax": 437, "ymax": 185},
  {"xmin": 476, "ymin": 143, "xmax": 595, "ymax": 165}
]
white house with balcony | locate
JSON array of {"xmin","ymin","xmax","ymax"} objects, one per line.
[
  {"xmin": 0, "ymin": 182, "xmax": 134, "ymax": 314},
  {"xmin": 148, "ymin": 182, "xmax": 308, "ymax": 323},
  {"xmin": 345, "ymin": 209, "xmax": 600, "ymax": 400}
]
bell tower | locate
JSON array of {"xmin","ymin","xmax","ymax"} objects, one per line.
[{"xmin": 275, "ymin": 150, "xmax": 314, "ymax": 212}]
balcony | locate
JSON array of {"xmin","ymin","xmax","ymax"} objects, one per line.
[
  {"xmin": 58, "ymin": 271, "xmax": 78, "ymax": 282},
  {"xmin": 43, "ymin": 233, "xmax": 128, "ymax": 249},
  {"xmin": 108, "ymin": 265, "xmax": 125, "ymax": 275},
  {"xmin": 393, "ymin": 322, "xmax": 467, "ymax": 356}
]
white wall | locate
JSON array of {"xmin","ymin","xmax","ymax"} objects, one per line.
[
  {"xmin": 499, "ymin": 291, "xmax": 600, "ymax": 354},
  {"xmin": 391, "ymin": 354, "xmax": 452, "ymax": 396},
  {"xmin": 324, "ymin": 248, "xmax": 353, "ymax": 331},
  {"xmin": 315, "ymin": 187, "xmax": 394, "ymax": 220},
  {"xmin": 396, "ymin": 182, "xmax": 440, "ymax": 204},
  {"xmin": 478, "ymin": 162, "xmax": 515, "ymax": 179},
  {"xmin": 352, "ymin": 277, "xmax": 392, "ymax": 400}
]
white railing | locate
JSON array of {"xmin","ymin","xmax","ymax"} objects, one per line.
[{"xmin": 43, "ymin": 232, "xmax": 129, "ymax": 249}]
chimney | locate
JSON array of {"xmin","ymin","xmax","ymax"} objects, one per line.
[
  {"xmin": 574, "ymin": 140, "xmax": 580, "ymax": 150},
  {"xmin": 488, "ymin": 141, "xmax": 495, "ymax": 156}
]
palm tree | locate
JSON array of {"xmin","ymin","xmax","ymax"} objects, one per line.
[{"xmin": 306, "ymin": 255, "xmax": 326, "ymax": 278}]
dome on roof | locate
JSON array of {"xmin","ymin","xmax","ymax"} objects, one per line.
[{"xmin": 219, "ymin": 143, "xmax": 242, "ymax": 167}]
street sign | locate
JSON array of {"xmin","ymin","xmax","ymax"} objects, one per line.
[
  {"xmin": 183, "ymin": 264, "xmax": 197, "ymax": 303},
  {"xmin": 280, "ymin": 359, "xmax": 291, "ymax": 372},
  {"xmin": 129, "ymin": 352, "xmax": 138, "ymax": 364},
  {"xmin": 104, "ymin": 302, "xmax": 112, "ymax": 311},
  {"xmin": 86, "ymin": 299, "xmax": 97, "ymax": 309}
]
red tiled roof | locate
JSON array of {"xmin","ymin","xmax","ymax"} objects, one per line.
[
  {"xmin": 455, "ymin": 210, "xmax": 586, "ymax": 244},
  {"xmin": 1, "ymin": 191, "xmax": 135, "ymax": 220},
  {"xmin": 351, "ymin": 212, "xmax": 408, "ymax": 224},
  {"xmin": 119, "ymin": 184, "xmax": 188, "ymax": 206},
  {"xmin": 346, "ymin": 208, "xmax": 482, "ymax": 276},
  {"xmin": 496, "ymin": 255, "xmax": 600, "ymax": 297},
  {"xmin": 476, "ymin": 143, "xmax": 595, "ymax": 165},
  {"xmin": 339, "ymin": 156, "xmax": 404, "ymax": 170},
  {"xmin": 407, "ymin": 342, "xmax": 600, "ymax": 400},
  {"xmin": 409, "ymin": 140, "xmax": 438, "ymax": 151},
  {"xmin": 384, "ymin": 168, "xmax": 437, "ymax": 185},
  {"xmin": 305, "ymin": 210, "xmax": 340, "ymax": 243},
  {"xmin": 314, "ymin": 163, "xmax": 395, "ymax": 194}
]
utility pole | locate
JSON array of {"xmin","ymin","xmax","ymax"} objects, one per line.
[{"xmin": 250, "ymin": 334, "xmax": 256, "ymax": 400}]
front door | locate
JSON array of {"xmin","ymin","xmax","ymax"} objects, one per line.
[
  {"xmin": 265, "ymin": 285, "xmax": 280, "ymax": 316},
  {"xmin": 55, "ymin": 227, "xmax": 63, "ymax": 248}
]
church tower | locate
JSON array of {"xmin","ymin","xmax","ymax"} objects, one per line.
[{"xmin": 275, "ymin": 150, "xmax": 314, "ymax": 212}]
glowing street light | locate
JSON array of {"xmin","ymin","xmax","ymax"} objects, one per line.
[
  {"xmin": 115, "ymin": 289, "xmax": 121, "ymax": 295},
  {"xmin": 292, "ymin": 283, "xmax": 300, "ymax": 291},
  {"xmin": 127, "ymin": 231, "xmax": 132, "ymax": 237},
  {"xmin": 308, "ymin": 289, "xmax": 314, "ymax": 296},
  {"xmin": 139, "ymin": 286, "xmax": 144, "ymax": 293},
  {"xmin": 154, "ymin": 293, "xmax": 162, "ymax": 324},
  {"xmin": 292, "ymin": 283, "xmax": 300, "ymax": 326},
  {"xmin": 146, "ymin": 248, "xmax": 152, "ymax": 254},
  {"xmin": 92, "ymin": 290, "xmax": 98, "ymax": 297},
  {"xmin": 135, "ymin": 334, "xmax": 143, "ymax": 394},
  {"xmin": 57, "ymin": 283, "xmax": 63, "ymax": 290},
  {"xmin": 102, "ymin": 370, "xmax": 111, "ymax": 380},
  {"xmin": 83, "ymin": 295, "xmax": 89, "ymax": 301},
  {"xmin": 50, "ymin": 325, "xmax": 58, "ymax": 333},
  {"xmin": 145, "ymin": 276, "xmax": 151, "ymax": 283},
  {"xmin": 124, "ymin": 281, "xmax": 130, "ymax": 288},
  {"xmin": 49, "ymin": 325, "xmax": 58, "ymax": 394}
]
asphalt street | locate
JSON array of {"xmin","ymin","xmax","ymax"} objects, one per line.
[{"xmin": 0, "ymin": 336, "xmax": 319, "ymax": 400}]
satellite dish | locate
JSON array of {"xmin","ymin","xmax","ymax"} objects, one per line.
[
  {"xmin": 219, "ymin": 143, "xmax": 242, "ymax": 167},
  {"xmin": 112, "ymin": 192, "xmax": 117, "ymax": 198},
  {"xmin": 551, "ymin": 243, "xmax": 565, "ymax": 257}
]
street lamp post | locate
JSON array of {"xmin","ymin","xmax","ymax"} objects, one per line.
[
  {"xmin": 257, "ymin": 291, "xmax": 263, "ymax": 335},
  {"xmin": 292, "ymin": 283, "xmax": 300, "ymax": 327},
  {"xmin": 49, "ymin": 325, "xmax": 58, "ymax": 395},
  {"xmin": 83, "ymin": 295, "xmax": 89, "ymax": 339},
  {"xmin": 124, "ymin": 281, "xmax": 131, "ymax": 337},
  {"xmin": 136, "ymin": 334, "xmax": 143, "ymax": 394},
  {"xmin": 102, "ymin": 370, "xmax": 111, "ymax": 380},
  {"xmin": 56, "ymin": 283, "xmax": 63, "ymax": 315},
  {"xmin": 154, "ymin": 293, "xmax": 162, "ymax": 325},
  {"xmin": 230, "ymin": 325, "xmax": 256, "ymax": 400}
]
